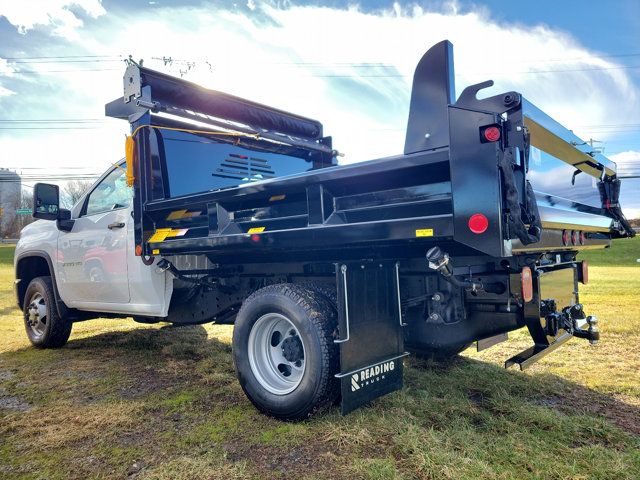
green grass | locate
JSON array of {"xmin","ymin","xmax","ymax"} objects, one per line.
[
  {"xmin": 0, "ymin": 244, "xmax": 14, "ymax": 266},
  {"xmin": 1, "ymin": 241, "xmax": 639, "ymax": 479},
  {"xmin": 578, "ymin": 236, "xmax": 640, "ymax": 266}
]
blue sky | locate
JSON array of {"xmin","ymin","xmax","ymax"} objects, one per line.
[{"xmin": 0, "ymin": 0, "xmax": 638, "ymax": 216}]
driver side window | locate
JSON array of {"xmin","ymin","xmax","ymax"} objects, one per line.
[{"xmin": 84, "ymin": 165, "xmax": 132, "ymax": 216}]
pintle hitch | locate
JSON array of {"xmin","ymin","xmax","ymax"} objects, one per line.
[{"xmin": 505, "ymin": 303, "xmax": 599, "ymax": 370}]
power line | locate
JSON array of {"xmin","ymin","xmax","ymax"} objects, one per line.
[
  {"xmin": 7, "ymin": 51, "xmax": 640, "ymax": 65},
  {"xmin": 0, "ymin": 127, "xmax": 105, "ymax": 130},
  {"xmin": 5, "ymin": 61, "xmax": 640, "ymax": 77},
  {"xmin": 9, "ymin": 68, "xmax": 121, "ymax": 74},
  {"xmin": 0, "ymin": 119, "xmax": 108, "ymax": 123},
  {"xmin": 7, "ymin": 59, "xmax": 123, "ymax": 64},
  {"xmin": 2, "ymin": 54, "xmax": 121, "ymax": 60}
]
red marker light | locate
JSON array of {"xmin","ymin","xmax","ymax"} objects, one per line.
[
  {"xmin": 562, "ymin": 230, "xmax": 570, "ymax": 246},
  {"xmin": 579, "ymin": 231, "xmax": 586, "ymax": 245},
  {"xmin": 483, "ymin": 126, "xmax": 501, "ymax": 142},
  {"xmin": 250, "ymin": 234, "xmax": 261, "ymax": 242},
  {"xmin": 571, "ymin": 230, "xmax": 579, "ymax": 246},
  {"xmin": 521, "ymin": 266, "xmax": 533, "ymax": 303},
  {"xmin": 468, "ymin": 213, "xmax": 489, "ymax": 234}
]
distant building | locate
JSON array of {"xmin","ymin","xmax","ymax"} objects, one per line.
[{"xmin": 0, "ymin": 168, "xmax": 21, "ymax": 237}]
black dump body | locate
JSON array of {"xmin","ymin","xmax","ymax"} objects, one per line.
[
  {"xmin": 106, "ymin": 41, "xmax": 632, "ymax": 264},
  {"xmin": 107, "ymin": 40, "xmax": 633, "ymax": 414}
]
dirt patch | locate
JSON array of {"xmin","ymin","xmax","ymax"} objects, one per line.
[
  {"xmin": 223, "ymin": 440, "xmax": 340, "ymax": 479},
  {"xmin": 0, "ymin": 368, "xmax": 15, "ymax": 381},
  {"xmin": 533, "ymin": 391, "xmax": 640, "ymax": 436},
  {"xmin": 0, "ymin": 387, "xmax": 31, "ymax": 412}
]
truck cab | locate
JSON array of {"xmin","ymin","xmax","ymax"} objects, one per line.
[{"xmin": 15, "ymin": 161, "xmax": 170, "ymax": 333}]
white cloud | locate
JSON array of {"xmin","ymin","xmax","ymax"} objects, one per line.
[
  {"xmin": 610, "ymin": 150, "xmax": 640, "ymax": 171},
  {"xmin": 0, "ymin": 58, "xmax": 15, "ymax": 76},
  {"xmin": 0, "ymin": 58, "xmax": 15, "ymax": 97},
  {"xmin": 0, "ymin": 85, "xmax": 15, "ymax": 97},
  {"xmin": 0, "ymin": 0, "xmax": 106, "ymax": 39}
]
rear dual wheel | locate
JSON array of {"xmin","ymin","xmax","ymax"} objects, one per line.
[{"xmin": 232, "ymin": 283, "xmax": 339, "ymax": 421}]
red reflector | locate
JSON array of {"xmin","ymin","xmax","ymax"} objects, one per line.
[
  {"xmin": 521, "ymin": 266, "xmax": 533, "ymax": 303},
  {"xmin": 581, "ymin": 260, "xmax": 589, "ymax": 284},
  {"xmin": 483, "ymin": 126, "xmax": 501, "ymax": 142},
  {"xmin": 468, "ymin": 213, "xmax": 489, "ymax": 234},
  {"xmin": 250, "ymin": 234, "xmax": 261, "ymax": 242},
  {"xmin": 579, "ymin": 231, "xmax": 586, "ymax": 245},
  {"xmin": 562, "ymin": 230, "xmax": 570, "ymax": 246},
  {"xmin": 135, "ymin": 244, "xmax": 142, "ymax": 256},
  {"xmin": 571, "ymin": 230, "xmax": 579, "ymax": 246}
]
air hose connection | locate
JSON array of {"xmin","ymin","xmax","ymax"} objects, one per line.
[{"xmin": 426, "ymin": 246, "xmax": 483, "ymax": 291}]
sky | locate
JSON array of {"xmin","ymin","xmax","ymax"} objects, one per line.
[{"xmin": 0, "ymin": 0, "xmax": 638, "ymax": 217}]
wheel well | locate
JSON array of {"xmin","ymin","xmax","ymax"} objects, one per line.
[{"xmin": 16, "ymin": 256, "xmax": 51, "ymax": 307}]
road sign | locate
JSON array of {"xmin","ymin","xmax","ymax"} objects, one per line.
[{"xmin": 16, "ymin": 209, "xmax": 32, "ymax": 215}]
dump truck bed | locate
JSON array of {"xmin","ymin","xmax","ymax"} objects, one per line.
[{"xmin": 105, "ymin": 41, "xmax": 632, "ymax": 265}]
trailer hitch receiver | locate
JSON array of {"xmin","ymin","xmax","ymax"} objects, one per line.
[{"xmin": 506, "ymin": 303, "xmax": 599, "ymax": 370}]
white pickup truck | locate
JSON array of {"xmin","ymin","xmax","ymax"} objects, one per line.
[{"xmin": 15, "ymin": 160, "xmax": 170, "ymax": 348}]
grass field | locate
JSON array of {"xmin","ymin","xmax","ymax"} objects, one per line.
[{"xmin": 1, "ymin": 240, "xmax": 639, "ymax": 479}]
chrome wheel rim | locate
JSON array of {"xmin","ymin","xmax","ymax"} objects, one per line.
[
  {"xmin": 26, "ymin": 292, "xmax": 47, "ymax": 338},
  {"xmin": 248, "ymin": 313, "xmax": 306, "ymax": 395}
]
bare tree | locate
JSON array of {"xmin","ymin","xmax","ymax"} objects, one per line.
[
  {"xmin": 4, "ymin": 188, "xmax": 35, "ymax": 238},
  {"xmin": 62, "ymin": 180, "xmax": 93, "ymax": 208}
]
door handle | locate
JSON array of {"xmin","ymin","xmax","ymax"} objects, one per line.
[{"xmin": 107, "ymin": 222, "xmax": 125, "ymax": 230}]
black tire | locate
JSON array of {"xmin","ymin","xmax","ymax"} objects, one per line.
[
  {"xmin": 23, "ymin": 276, "xmax": 72, "ymax": 348},
  {"xmin": 297, "ymin": 281, "xmax": 337, "ymax": 307},
  {"xmin": 232, "ymin": 283, "xmax": 339, "ymax": 420}
]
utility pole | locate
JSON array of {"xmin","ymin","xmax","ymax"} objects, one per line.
[{"xmin": 588, "ymin": 138, "xmax": 604, "ymax": 154}]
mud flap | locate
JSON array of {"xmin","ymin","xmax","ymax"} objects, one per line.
[{"xmin": 334, "ymin": 262, "xmax": 408, "ymax": 415}]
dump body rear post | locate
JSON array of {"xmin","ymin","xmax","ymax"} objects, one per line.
[{"xmin": 17, "ymin": 39, "xmax": 633, "ymax": 420}]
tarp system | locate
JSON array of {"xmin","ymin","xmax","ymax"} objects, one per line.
[{"xmin": 122, "ymin": 65, "xmax": 324, "ymax": 141}]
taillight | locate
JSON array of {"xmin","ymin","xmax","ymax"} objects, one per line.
[
  {"xmin": 571, "ymin": 230, "xmax": 579, "ymax": 246},
  {"xmin": 468, "ymin": 213, "xmax": 489, "ymax": 234},
  {"xmin": 580, "ymin": 260, "xmax": 589, "ymax": 284},
  {"xmin": 579, "ymin": 231, "xmax": 586, "ymax": 245},
  {"xmin": 562, "ymin": 230, "xmax": 570, "ymax": 246},
  {"xmin": 481, "ymin": 125, "xmax": 501, "ymax": 142},
  {"xmin": 521, "ymin": 266, "xmax": 533, "ymax": 303}
]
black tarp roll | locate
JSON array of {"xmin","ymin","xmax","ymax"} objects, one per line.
[{"xmin": 137, "ymin": 67, "xmax": 323, "ymax": 140}]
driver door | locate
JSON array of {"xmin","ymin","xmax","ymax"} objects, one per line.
[{"xmin": 57, "ymin": 166, "xmax": 132, "ymax": 306}]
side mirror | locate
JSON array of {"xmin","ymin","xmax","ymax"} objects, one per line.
[{"xmin": 33, "ymin": 183, "xmax": 60, "ymax": 221}]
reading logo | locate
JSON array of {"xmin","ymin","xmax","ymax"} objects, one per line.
[{"xmin": 350, "ymin": 360, "xmax": 395, "ymax": 392}]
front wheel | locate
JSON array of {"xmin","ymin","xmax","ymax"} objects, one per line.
[
  {"xmin": 23, "ymin": 276, "xmax": 72, "ymax": 348},
  {"xmin": 232, "ymin": 283, "xmax": 339, "ymax": 420}
]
